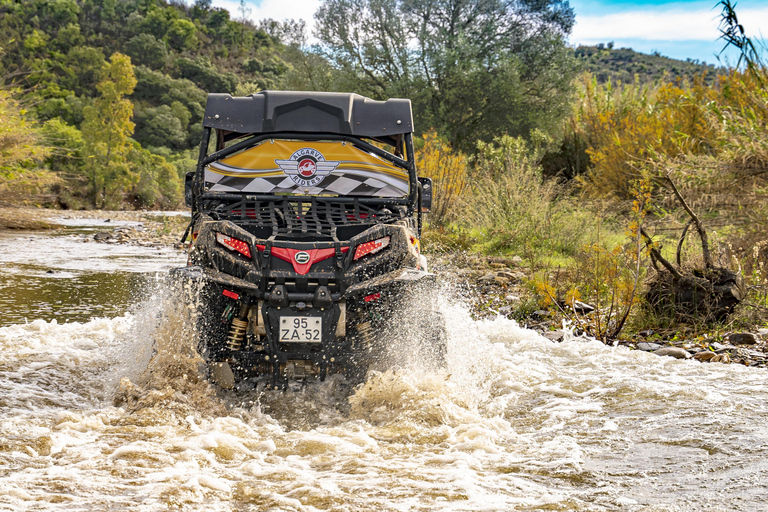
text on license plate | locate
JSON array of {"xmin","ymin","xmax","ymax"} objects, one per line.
[{"xmin": 280, "ymin": 317, "xmax": 322, "ymax": 343}]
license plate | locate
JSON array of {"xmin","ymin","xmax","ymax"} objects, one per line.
[{"xmin": 280, "ymin": 316, "xmax": 322, "ymax": 343}]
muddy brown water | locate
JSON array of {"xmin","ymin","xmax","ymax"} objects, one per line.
[{"xmin": 1, "ymin": 216, "xmax": 767, "ymax": 511}]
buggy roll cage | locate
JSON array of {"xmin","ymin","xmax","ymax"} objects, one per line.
[{"xmin": 188, "ymin": 91, "xmax": 425, "ymax": 233}]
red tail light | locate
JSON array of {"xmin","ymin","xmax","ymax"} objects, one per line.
[
  {"xmin": 216, "ymin": 232, "xmax": 252, "ymax": 259},
  {"xmin": 353, "ymin": 236, "xmax": 390, "ymax": 260}
]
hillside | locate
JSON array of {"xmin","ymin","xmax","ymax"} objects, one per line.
[{"xmin": 575, "ymin": 45, "xmax": 723, "ymax": 84}]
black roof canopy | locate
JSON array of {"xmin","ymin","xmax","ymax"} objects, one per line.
[{"xmin": 202, "ymin": 91, "xmax": 414, "ymax": 138}]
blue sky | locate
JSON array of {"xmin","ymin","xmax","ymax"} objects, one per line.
[
  {"xmin": 570, "ymin": 0, "xmax": 768, "ymax": 64},
  {"xmin": 213, "ymin": 0, "xmax": 768, "ymax": 65}
]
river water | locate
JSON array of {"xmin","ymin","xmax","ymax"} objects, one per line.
[{"xmin": 1, "ymin": 217, "xmax": 767, "ymax": 511}]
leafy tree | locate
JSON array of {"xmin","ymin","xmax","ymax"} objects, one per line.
[
  {"xmin": 54, "ymin": 23, "xmax": 85, "ymax": 50},
  {"xmin": 124, "ymin": 34, "xmax": 168, "ymax": 69},
  {"xmin": 133, "ymin": 104, "xmax": 187, "ymax": 149},
  {"xmin": 0, "ymin": 88, "xmax": 50, "ymax": 175},
  {"xmin": 314, "ymin": 0, "xmax": 577, "ymax": 150},
  {"xmin": 80, "ymin": 52, "xmax": 137, "ymax": 208},
  {"xmin": 64, "ymin": 46, "xmax": 106, "ymax": 96},
  {"xmin": 132, "ymin": 65, "xmax": 206, "ymax": 128},
  {"xmin": 41, "ymin": 118, "xmax": 85, "ymax": 175},
  {"xmin": 128, "ymin": 143, "xmax": 182, "ymax": 208},
  {"xmin": 174, "ymin": 56, "xmax": 239, "ymax": 92},
  {"xmin": 165, "ymin": 18, "xmax": 199, "ymax": 51}
]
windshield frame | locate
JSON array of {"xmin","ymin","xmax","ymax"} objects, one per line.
[{"xmin": 192, "ymin": 129, "xmax": 418, "ymax": 215}]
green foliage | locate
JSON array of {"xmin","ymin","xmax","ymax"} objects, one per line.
[
  {"xmin": 575, "ymin": 45, "xmax": 721, "ymax": 85},
  {"xmin": 133, "ymin": 104, "xmax": 187, "ymax": 149},
  {"xmin": 174, "ymin": 56, "xmax": 238, "ymax": 93},
  {"xmin": 41, "ymin": 118, "xmax": 85, "ymax": 174},
  {"xmin": 128, "ymin": 143, "xmax": 182, "ymax": 208},
  {"xmin": 464, "ymin": 132, "xmax": 593, "ymax": 257},
  {"xmin": 124, "ymin": 34, "xmax": 168, "ymax": 70},
  {"xmin": 0, "ymin": 88, "xmax": 50, "ymax": 175},
  {"xmin": 81, "ymin": 52, "xmax": 137, "ymax": 208}
]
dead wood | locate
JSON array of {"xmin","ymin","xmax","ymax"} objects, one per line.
[{"xmin": 643, "ymin": 174, "xmax": 745, "ymax": 321}]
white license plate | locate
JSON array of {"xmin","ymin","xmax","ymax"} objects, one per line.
[{"xmin": 280, "ymin": 316, "xmax": 322, "ymax": 343}]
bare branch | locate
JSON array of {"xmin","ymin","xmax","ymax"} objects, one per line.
[
  {"xmin": 676, "ymin": 219, "xmax": 694, "ymax": 267},
  {"xmin": 664, "ymin": 173, "xmax": 713, "ymax": 270},
  {"xmin": 641, "ymin": 227, "xmax": 682, "ymax": 280}
]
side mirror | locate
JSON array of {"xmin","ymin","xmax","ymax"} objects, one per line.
[
  {"xmin": 184, "ymin": 171, "xmax": 194, "ymax": 207},
  {"xmin": 417, "ymin": 177, "xmax": 432, "ymax": 213}
]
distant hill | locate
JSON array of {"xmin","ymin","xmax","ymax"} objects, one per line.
[{"xmin": 575, "ymin": 45, "xmax": 724, "ymax": 85}]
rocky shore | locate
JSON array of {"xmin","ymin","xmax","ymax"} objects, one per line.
[
  {"xmin": 430, "ymin": 253, "xmax": 768, "ymax": 368},
  {"xmin": 0, "ymin": 206, "xmax": 190, "ymax": 248}
]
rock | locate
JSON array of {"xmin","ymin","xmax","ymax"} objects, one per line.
[
  {"xmin": 511, "ymin": 256, "xmax": 523, "ymax": 265},
  {"xmin": 728, "ymin": 333, "xmax": 758, "ymax": 345},
  {"xmin": 712, "ymin": 344, "xmax": 737, "ymax": 354},
  {"xmin": 653, "ymin": 347, "xmax": 691, "ymax": 359},
  {"xmin": 711, "ymin": 353, "xmax": 731, "ymax": 364},
  {"xmin": 694, "ymin": 351, "xmax": 716, "ymax": 362},
  {"xmin": 478, "ymin": 273, "xmax": 497, "ymax": 283},
  {"xmin": 637, "ymin": 342, "xmax": 662, "ymax": 352},
  {"xmin": 639, "ymin": 330, "xmax": 654, "ymax": 337},
  {"xmin": 94, "ymin": 231, "xmax": 111, "ymax": 241},
  {"xmin": 494, "ymin": 276, "xmax": 510, "ymax": 285},
  {"xmin": 542, "ymin": 330, "xmax": 566, "ymax": 342},
  {"xmin": 497, "ymin": 306, "xmax": 512, "ymax": 315},
  {"xmin": 505, "ymin": 294, "xmax": 520, "ymax": 302},
  {"xmin": 561, "ymin": 300, "xmax": 594, "ymax": 314},
  {"xmin": 490, "ymin": 262, "xmax": 507, "ymax": 269}
]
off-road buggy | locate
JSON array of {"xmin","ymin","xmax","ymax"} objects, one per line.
[{"xmin": 173, "ymin": 91, "xmax": 443, "ymax": 389}]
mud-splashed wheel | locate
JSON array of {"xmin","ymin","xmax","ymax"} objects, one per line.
[{"xmin": 194, "ymin": 283, "xmax": 236, "ymax": 388}]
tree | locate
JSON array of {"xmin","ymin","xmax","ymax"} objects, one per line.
[
  {"xmin": 81, "ymin": 52, "xmax": 137, "ymax": 208},
  {"xmin": 0, "ymin": 88, "xmax": 50, "ymax": 175},
  {"xmin": 314, "ymin": 0, "xmax": 577, "ymax": 151},
  {"xmin": 124, "ymin": 33, "xmax": 168, "ymax": 69}
]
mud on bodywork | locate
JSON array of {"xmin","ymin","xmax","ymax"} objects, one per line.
[{"xmin": 173, "ymin": 90, "xmax": 439, "ymax": 388}]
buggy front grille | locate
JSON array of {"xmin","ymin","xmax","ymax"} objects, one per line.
[{"xmin": 205, "ymin": 198, "xmax": 395, "ymax": 237}]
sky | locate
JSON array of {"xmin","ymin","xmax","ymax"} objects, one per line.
[{"xmin": 212, "ymin": 0, "xmax": 768, "ymax": 65}]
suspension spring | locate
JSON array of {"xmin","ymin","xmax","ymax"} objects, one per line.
[
  {"xmin": 356, "ymin": 321, "xmax": 374, "ymax": 351},
  {"xmin": 227, "ymin": 317, "xmax": 248, "ymax": 351}
]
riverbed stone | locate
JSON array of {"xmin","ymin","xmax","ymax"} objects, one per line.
[
  {"xmin": 728, "ymin": 333, "xmax": 758, "ymax": 345},
  {"xmin": 94, "ymin": 231, "xmax": 111, "ymax": 241},
  {"xmin": 637, "ymin": 342, "xmax": 662, "ymax": 352},
  {"xmin": 542, "ymin": 330, "xmax": 566, "ymax": 342},
  {"xmin": 505, "ymin": 294, "xmax": 520, "ymax": 302},
  {"xmin": 694, "ymin": 351, "xmax": 716, "ymax": 361},
  {"xmin": 711, "ymin": 353, "xmax": 731, "ymax": 363},
  {"xmin": 478, "ymin": 273, "xmax": 497, "ymax": 283},
  {"xmin": 653, "ymin": 347, "xmax": 691, "ymax": 359}
]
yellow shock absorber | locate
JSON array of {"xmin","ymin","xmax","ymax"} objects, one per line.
[{"xmin": 227, "ymin": 304, "xmax": 250, "ymax": 351}]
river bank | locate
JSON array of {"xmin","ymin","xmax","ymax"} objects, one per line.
[{"xmin": 4, "ymin": 205, "xmax": 767, "ymax": 368}]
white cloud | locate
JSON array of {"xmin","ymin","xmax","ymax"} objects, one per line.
[
  {"xmin": 571, "ymin": 6, "xmax": 768, "ymax": 44},
  {"xmin": 212, "ymin": 0, "xmax": 321, "ymax": 36}
]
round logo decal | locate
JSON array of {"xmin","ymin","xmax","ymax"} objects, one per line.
[
  {"xmin": 275, "ymin": 148, "xmax": 340, "ymax": 188},
  {"xmin": 298, "ymin": 157, "xmax": 317, "ymax": 178},
  {"xmin": 294, "ymin": 251, "xmax": 310, "ymax": 264}
]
